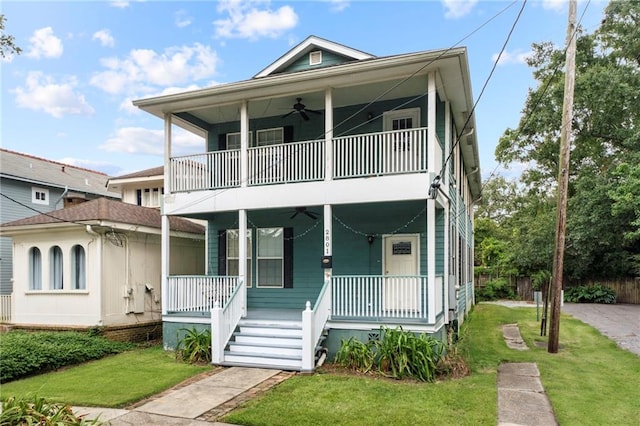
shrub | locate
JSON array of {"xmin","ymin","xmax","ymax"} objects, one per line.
[
  {"xmin": 334, "ymin": 337, "xmax": 375, "ymax": 373},
  {"xmin": 564, "ymin": 284, "xmax": 616, "ymax": 304},
  {"xmin": 375, "ymin": 326, "xmax": 444, "ymax": 382},
  {"xmin": 475, "ymin": 278, "xmax": 516, "ymax": 302},
  {"xmin": 175, "ymin": 327, "xmax": 211, "ymax": 363},
  {"xmin": 333, "ymin": 327, "xmax": 444, "ymax": 382},
  {"xmin": 0, "ymin": 395, "xmax": 101, "ymax": 425},
  {"xmin": 0, "ymin": 331, "xmax": 133, "ymax": 383}
]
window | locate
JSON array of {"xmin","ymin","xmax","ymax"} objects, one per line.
[
  {"xmin": 32, "ymin": 187, "xmax": 49, "ymax": 205},
  {"xmin": 257, "ymin": 228, "xmax": 283, "ymax": 288},
  {"xmin": 71, "ymin": 245, "xmax": 86, "ymax": 290},
  {"xmin": 227, "ymin": 229, "xmax": 252, "ymax": 287},
  {"xmin": 309, "ymin": 50, "xmax": 322, "ymax": 65},
  {"xmin": 256, "ymin": 128, "xmax": 284, "ymax": 147},
  {"xmin": 227, "ymin": 132, "xmax": 253, "ymax": 149},
  {"xmin": 136, "ymin": 187, "xmax": 163, "ymax": 207},
  {"xmin": 50, "ymin": 246, "xmax": 63, "ymax": 290},
  {"xmin": 28, "ymin": 247, "xmax": 42, "ymax": 290}
]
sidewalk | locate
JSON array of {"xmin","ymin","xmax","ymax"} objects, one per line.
[{"xmin": 74, "ymin": 367, "xmax": 292, "ymax": 425}]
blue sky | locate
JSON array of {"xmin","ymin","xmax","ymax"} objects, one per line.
[{"xmin": 1, "ymin": 0, "xmax": 607, "ymax": 179}]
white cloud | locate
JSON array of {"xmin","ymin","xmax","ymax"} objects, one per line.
[
  {"xmin": 110, "ymin": 1, "xmax": 130, "ymax": 8},
  {"xmin": 328, "ymin": 0, "xmax": 350, "ymax": 13},
  {"xmin": 93, "ymin": 29, "xmax": 115, "ymax": 47},
  {"xmin": 100, "ymin": 126, "xmax": 204, "ymax": 156},
  {"xmin": 175, "ymin": 10, "xmax": 193, "ymax": 28},
  {"xmin": 13, "ymin": 71, "xmax": 95, "ymax": 118},
  {"xmin": 90, "ymin": 43, "xmax": 219, "ymax": 95},
  {"xmin": 492, "ymin": 49, "xmax": 531, "ymax": 66},
  {"xmin": 26, "ymin": 27, "xmax": 63, "ymax": 59},
  {"xmin": 214, "ymin": 0, "xmax": 298, "ymax": 40},
  {"xmin": 442, "ymin": 0, "xmax": 478, "ymax": 19},
  {"xmin": 541, "ymin": 0, "xmax": 566, "ymax": 12}
]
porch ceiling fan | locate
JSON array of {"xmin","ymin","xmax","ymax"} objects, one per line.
[
  {"xmin": 290, "ymin": 207, "xmax": 320, "ymax": 220},
  {"xmin": 281, "ymin": 98, "xmax": 322, "ymax": 121}
]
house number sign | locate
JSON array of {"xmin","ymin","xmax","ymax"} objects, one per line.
[{"xmin": 324, "ymin": 228, "xmax": 331, "ymax": 255}]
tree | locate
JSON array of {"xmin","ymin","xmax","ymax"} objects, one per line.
[
  {"xmin": 490, "ymin": 1, "xmax": 640, "ymax": 280},
  {"xmin": 1, "ymin": 15, "xmax": 22, "ymax": 59}
]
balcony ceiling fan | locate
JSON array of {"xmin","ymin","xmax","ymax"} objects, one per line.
[
  {"xmin": 290, "ymin": 207, "xmax": 320, "ymax": 220},
  {"xmin": 281, "ymin": 98, "xmax": 322, "ymax": 121}
]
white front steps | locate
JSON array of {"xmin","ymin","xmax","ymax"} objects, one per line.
[{"xmin": 222, "ymin": 318, "xmax": 304, "ymax": 371}]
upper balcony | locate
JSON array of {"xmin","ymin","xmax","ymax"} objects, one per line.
[{"xmin": 169, "ymin": 127, "xmax": 437, "ymax": 193}]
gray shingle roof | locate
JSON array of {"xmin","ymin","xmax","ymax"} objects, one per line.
[
  {"xmin": 0, "ymin": 148, "xmax": 120, "ymax": 198},
  {"xmin": 0, "ymin": 197, "xmax": 204, "ymax": 234},
  {"xmin": 110, "ymin": 166, "xmax": 164, "ymax": 180}
]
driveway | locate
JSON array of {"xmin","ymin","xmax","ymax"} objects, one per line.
[{"xmin": 562, "ymin": 303, "xmax": 640, "ymax": 356}]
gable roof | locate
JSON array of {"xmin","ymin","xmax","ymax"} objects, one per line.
[
  {"xmin": 0, "ymin": 197, "xmax": 204, "ymax": 235},
  {"xmin": 0, "ymin": 148, "xmax": 120, "ymax": 199},
  {"xmin": 110, "ymin": 166, "xmax": 164, "ymax": 180},
  {"xmin": 254, "ymin": 35, "xmax": 374, "ymax": 78}
]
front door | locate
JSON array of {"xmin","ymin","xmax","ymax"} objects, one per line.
[{"xmin": 383, "ymin": 234, "xmax": 420, "ymax": 312}]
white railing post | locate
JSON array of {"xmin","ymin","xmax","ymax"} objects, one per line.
[
  {"xmin": 211, "ymin": 300, "xmax": 225, "ymax": 364},
  {"xmin": 301, "ymin": 301, "xmax": 314, "ymax": 372}
]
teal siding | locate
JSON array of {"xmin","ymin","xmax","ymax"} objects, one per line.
[
  {"xmin": 163, "ymin": 320, "xmax": 210, "ymax": 350},
  {"xmin": 435, "ymin": 208, "xmax": 445, "ymax": 275},
  {"xmin": 204, "ymin": 201, "xmax": 430, "ymax": 309},
  {"xmin": 205, "ymin": 96, "xmax": 429, "ymax": 151},
  {"xmin": 278, "ymin": 50, "xmax": 355, "ymax": 74}
]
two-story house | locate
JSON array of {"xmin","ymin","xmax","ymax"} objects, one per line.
[{"xmin": 133, "ymin": 36, "xmax": 481, "ymax": 371}]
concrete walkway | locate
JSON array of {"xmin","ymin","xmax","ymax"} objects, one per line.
[
  {"xmin": 74, "ymin": 367, "xmax": 290, "ymax": 425},
  {"xmin": 498, "ymin": 363, "xmax": 557, "ymax": 426}
]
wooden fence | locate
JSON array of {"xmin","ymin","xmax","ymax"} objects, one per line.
[{"xmin": 475, "ymin": 275, "xmax": 640, "ymax": 304}]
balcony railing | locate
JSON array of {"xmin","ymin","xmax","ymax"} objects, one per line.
[
  {"xmin": 169, "ymin": 128, "xmax": 429, "ymax": 192},
  {"xmin": 333, "ymin": 128, "xmax": 428, "ymax": 178}
]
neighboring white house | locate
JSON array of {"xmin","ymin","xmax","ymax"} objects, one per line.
[
  {"xmin": 133, "ymin": 35, "xmax": 481, "ymax": 369},
  {"xmin": 106, "ymin": 166, "xmax": 165, "ymax": 209},
  {"xmin": 0, "ymin": 148, "xmax": 120, "ymax": 299},
  {"xmin": 0, "ymin": 198, "xmax": 205, "ymax": 340}
]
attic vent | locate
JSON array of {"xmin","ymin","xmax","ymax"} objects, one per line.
[{"xmin": 309, "ymin": 50, "xmax": 322, "ymax": 65}]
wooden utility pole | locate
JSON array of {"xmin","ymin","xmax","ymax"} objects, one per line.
[{"xmin": 548, "ymin": 0, "xmax": 577, "ymax": 353}]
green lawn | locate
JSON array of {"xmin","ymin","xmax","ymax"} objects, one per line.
[
  {"xmin": 224, "ymin": 304, "xmax": 640, "ymax": 426},
  {"xmin": 0, "ymin": 345, "xmax": 211, "ymax": 407},
  {"xmin": 1, "ymin": 304, "xmax": 638, "ymax": 425}
]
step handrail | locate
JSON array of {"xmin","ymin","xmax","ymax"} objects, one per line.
[
  {"xmin": 301, "ymin": 274, "xmax": 331, "ymax": 372},
  {"xmin": 211, "ymin": 279, "xmax": 246, "ymax": 364}
]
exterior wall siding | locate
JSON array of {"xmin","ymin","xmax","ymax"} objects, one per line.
[{"xmin": 280, "ymin": 50, "xmax": 354, "ymax": 74}]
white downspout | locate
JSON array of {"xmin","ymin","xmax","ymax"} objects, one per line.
[{"xmin": 427, "ymin": 71, "xmax": 437, "ymax": 325}]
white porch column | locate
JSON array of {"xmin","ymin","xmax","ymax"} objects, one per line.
[
  {"xmin": 240, "ymin": 101, "xmax": 249, "ymax": 187},
  {"xmin": 324, "ymin": 88, "xmax": 333, "ymax": 181},
  {"xmin": 238, "ymin": 209, "xmax": 247, "ymax": 316},
  {"xmin": 161, "ymin": 113, "xmax": 172, "ymax": 316},
  {"xmin": 427, "ymin": 72, "xmax": 437, "ymax": 324}
]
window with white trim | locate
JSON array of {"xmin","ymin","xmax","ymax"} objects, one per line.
[
  {"xmin": 257, "ymin": 227, "xmax": 283, "ymax": 288},
  {"xmin": 50, "ymin": 246, "xmax": 63, "ymax": 290},
  {"xmin": 256, "ymin": 128, "xmax": 284, "ymax": 147},
  {"xmin": 28, "ymin": 247, "xmax": 42, "ymax": 290},
  {"xmin": 71, "ymin": 245, "xmax": 86, "ymax": 290},
  {"xmin": 227, "ymin": 229, "xmax": 252, "ymax": 287},
  {"xmin": 227, "ymin": 132, "xmax": 253, "ymax": 149},
  {"xmin": 32, "ymin": 187, "xmax": 49, "ymax": 205},
  {"xmin": 136, "ymin": 187, "xmax": 163, "ymax": 207}
]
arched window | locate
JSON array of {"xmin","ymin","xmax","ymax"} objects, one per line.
[
  {"xmin": 71, "ymin": 245, "xmax": 86, "ymax": 290},
  {"xmin": 28, "ymin": 247, "xmax": 42, "ymax": 290},
  {"xmin": 50, "ymin": 246, "xmax": 63, "ymax": 290}
]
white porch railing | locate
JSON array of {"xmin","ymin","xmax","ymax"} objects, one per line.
[
  {"xmin": 333, "ymin": 128, "xmax": 428, "ymax": 178},
  {"xmin": 168, "ymin": 128, "xmax": 430, "ymax": 192},
  {"xmin": 248, "ymin": 139, "xmax": 325, "ymax": 185},
  {"xmin": 166, "ymin": 276, "xmax": 238, "ymax": 313},
  {"xmin": 170, "ymin": 150, "xmax": 240, "ymax": 192},
  {"xmin": 212, "ymin": 279, "xmax": 246, "ymax": 364},
  {"xmin": 0, "ymin": 294, "xmax": 12, "ymax": 322},
  {"xmin": 302, "ymin": 275, "xmax": 332, "ymax": 372},
  {"xmin": 332, "ymin": 275, "xmax": 430, "ymax": 320}
]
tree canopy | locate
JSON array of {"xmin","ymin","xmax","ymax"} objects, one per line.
[
  {"xmin": 479, "ymin": 1, "xmax": 640, "ymax": 281},
  {"xmin": 0, "ymin": 15, "xmax": 21, "ymax": 59}
]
